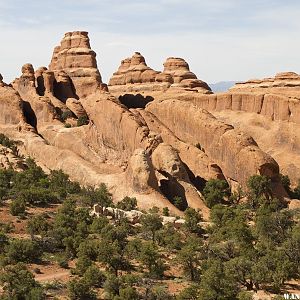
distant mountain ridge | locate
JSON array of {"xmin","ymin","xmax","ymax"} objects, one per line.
[{"xmin": 209, "ymin": 81, "xmax": 237, "ymax": 93}]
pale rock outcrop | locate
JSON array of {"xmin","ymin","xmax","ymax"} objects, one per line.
[
  {"xmin": 109, "ymin": 52, "xmax": 159, "ymax": 86},
  {"xmin": 66, "ymin": 98, "xmax": 87, "ymax": 118},
  {"xmin": 161, "ymin": 57, "xmax": 211, "ymax": 92},
  {"xmin": 127, "ymin": 148, "xmax": 158, "ymax": 193},
  {"xmin": 146, "ymin": 99, "xmax": 281, "ymax": 189},
  {"xmin": 162, "ymin": 216, "xmax": 176, "ymax": 226},
  {"xmin": 108, "ymin": 53, "xmax": 212, "ymax": 94},
  {"xmin": 152, "ymin": 143, "xmax": 189, "ymax": 181},
  {"xmin": 13, "ymin": 63, "xmax": 61, "ymax": 130},
  {"xmin": 151, "ymin": 143, "xmax": 209, "ymax": 216},
  {"xmin": 49, "ymin": 31, "xmax": 102, "ymax": 98}
]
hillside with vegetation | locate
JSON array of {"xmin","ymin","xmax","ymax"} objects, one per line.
[{"xmin": 0, "ymin": 135, "xmax": 299, "ymax": 299}]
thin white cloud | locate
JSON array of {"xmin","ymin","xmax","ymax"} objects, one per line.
[{"xmin": 1, "ymin": 1, "xmax": 300, "ymax": 84}]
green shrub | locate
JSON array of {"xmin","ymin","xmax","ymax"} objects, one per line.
[
  {"xmin": 83, "ymin": 265, "xmax": 106, "ymax": 288},
  {"xmin": 173, "ymin": 196, "xmax": 185, "ymax": 210},
  {"xmin": 68, "ymin": 278, "xmax": 96, "ymax": 300},
  {"xmin": 10, "ymin": 198, "xmax": 26, "ymax": 216},
  {"xmin": 162, "ymin": 207, "xmax": 170, "ymax": 216},
  {"xmin": 73, "ymin": 255, "xmax": 92, "ymax": 276},
  {"xmin": 203, "ymin": 179, "xmax": 230, "ymax": 208},
  {"xmin": 0, "ymin": 263, "xmax": 44, "ymax": 299},
  {"xmin": 116, "ymin": 196, "xmax": 137, "ymax": 211},
  {"xmin": 61, "ymin": 110, "xmax": 73, "ymax": 122},
  {"xmin": 5, "ymin": 239, "xmax": 41, "ymax": 263},
  {"xmin": 19, "ymin": 187, "xmax": 57, "ymax": 206},
  {"xmin": 0, "ymin": 134, "xmax": 18, "ymax": 155},
  {"xmin": 90, "ymin": 216, "xmax": 109, "ymax": 234},
  {"xmin": 57, "ymin": 256, "xmax": 69, "ymax": 269},
  {"xmin": 77, "ymin": 116, "xmax": 89, "ymax": 126}
]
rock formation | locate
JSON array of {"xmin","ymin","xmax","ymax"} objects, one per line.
[
  {"xmin": 65, "ymin": 98, "xmax": 87, "ymax": 118},
  {"xmin": 169, "ymin": 72, "xmax": 300, "ymax": 185},
  {"xmin": 0, "ymin": 31, "xmax": 293, "ymax": 219},
  {"xmin": 0, "ymin": 73, "xmax": 4, "ymax": 87},
  {"xmin": 161, "ymin": 57, "xmax": 211, "ymax": 91},
  {"xmin": 108, "ymin": 52, "xmax": 212, "ymax": 94},
  {"xmin": 146, "ymin": 99, "xmax": 280, "ymax": 187},
  {"xmin": 49, "ymin": 31, "xmax": 102, "ymax": 98},
  {"xmin": 109, "ymin": 52, "xmax": 159, "ymax": 86},
  {"xmin": 231, "ymin": 72, "xmax": 300, "ymax": 96}
]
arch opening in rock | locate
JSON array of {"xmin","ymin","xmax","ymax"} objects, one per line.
[
  {"xmin": 118, "ymin": 94, "xmax": 154, "ymax": 109},
  {"xmin": 159, "ymin": 178, "xmax": 188, "ymax": 211},
  {"xmin": 53, "ymin": 80, "xmax": 79, "ymax": 103},
  {"xmin": 182, "ymin": 162, "xmax": 207, "ymax": 192},
  {"xmin": 22, "ymin": 101, "xmax": 37, "ymax": 129}
]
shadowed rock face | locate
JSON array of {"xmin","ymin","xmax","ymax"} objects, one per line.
[
  {"xmin": 0, "ymin": 31, "xmax": 291, "ymax": 219},
  {"xmin": 0, "ymin": 73, "xmax": 5, "ymax": 87}
]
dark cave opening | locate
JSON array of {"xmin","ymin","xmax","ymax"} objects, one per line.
[
  {"xmin": 159, "ymin": 178, "xmax": 188, "ymax": 211},
  {"xmin": 53, "ymin": 80, "xmax": 79, "ymax": 103},
  {"xmin": 22, "ymin": 101, "xmax": 37, "ymax": 129},
  {"xmin": 119, "ymin": 94, "xmax": 154, "ymax": 109},
  {"xmin": 183, "ymin": 162, "xmax": 207, "ymax": 192},
  {"xmin": 36, "ymin": 76, "xmax": 45, "ymax": 96}
]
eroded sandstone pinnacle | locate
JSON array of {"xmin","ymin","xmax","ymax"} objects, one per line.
[{"xmin": 0, "ymin": 30, "xmax": 295, "ymax": 217}]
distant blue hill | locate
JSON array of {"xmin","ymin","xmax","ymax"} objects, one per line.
[{"xmin": 209, "ymin": 81, "xmax": 238, "ymax": 93}]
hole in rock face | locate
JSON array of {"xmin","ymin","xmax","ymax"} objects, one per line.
[
  {"xmin": 36, "ymin": 76, "xmax": 45, "ymax": 96},
  {"xmin": 22, "ymin": 101, "xmax": 37, "ymax": 129},
  {"xmin": 119, "ymin": 94, "xmax": 154, "ymax": 109},
  {"xmin": 53, "ymin": 80, "xmax": 79, "ymax": 103},
  {"xmin": 159, "ymin": 178, "xmax": 188, "ymax": 211},
  {"xmin": 182, "ymin": 163, "xmax": 207, "ymax": 192}
]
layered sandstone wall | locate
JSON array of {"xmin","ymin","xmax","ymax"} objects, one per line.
[
  {"xmin": 108, "ymin": 53, "xmax": 211, "ymax": 94},
  {"xmin": 146, "ymin": 99, "xmax": 280, "ymax": 188},
  {"xmin": 177, "ymin": 91, "xmax": 300, "ymax": 124},
  {"xmin": 231, "ymin": 72, "xmax": 300, "ymax": 96},
  {"xmin": 49, "ymin": 31, "xmax": 102, "ymax": 98}
]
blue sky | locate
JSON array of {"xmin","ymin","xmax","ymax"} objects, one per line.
[{"xmin": 1, "ymin": 0, "xmax": 300, "ymax": 83}]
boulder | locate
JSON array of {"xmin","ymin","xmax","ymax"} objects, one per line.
[
  {"xmin": 124, "ymin": 210, "xmax": 144, "ymax": 224},
  {"xmin": 152, "ymin": 143, "xmax": 189, "ymax": 181},
  {"xmin": 127, "ymin": 148, "xmax": 158, "ymax": 193},
  {"xmin": 162, "ymin": 216, "xmax": 176, "ymax": 226},
  {"xmin": 288, "ymin": 199, "xmax": 300, "ymax": 210},
  {"xmin": 66, "ymin": 98, "xmax": 87, "ymax": 118}
]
